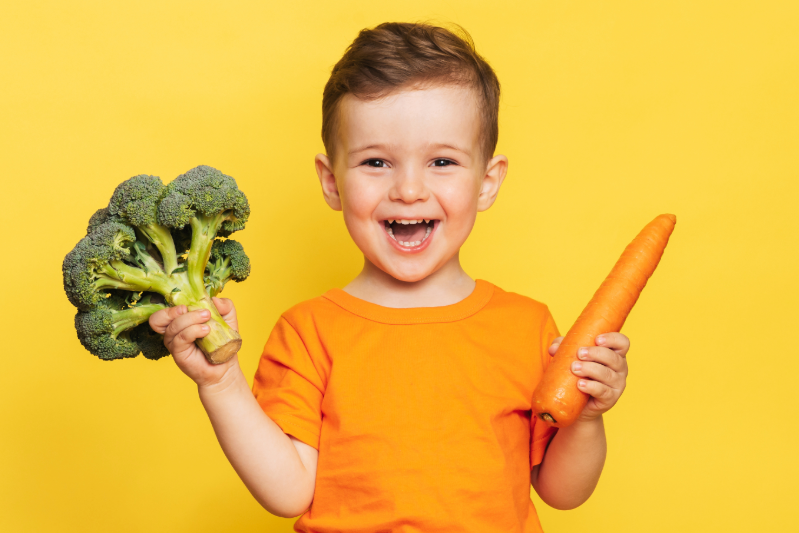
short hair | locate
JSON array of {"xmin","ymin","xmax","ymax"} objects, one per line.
[{"xmin": 322, "ymin": 22, "xmax": 501, "ymax": 163}]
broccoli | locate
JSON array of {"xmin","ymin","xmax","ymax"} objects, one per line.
[{"xmin": 63, "ymin": 165, "xmax": 251, "ymax": 364}]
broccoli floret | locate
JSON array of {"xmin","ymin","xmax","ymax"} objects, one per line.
[
  {"xmin": 87, "ymin": 207, "xmax": 118, "ymax": 234},
  {"xmin": 206, "ymin": 239, "xmax": 251, "ymax": 297},
  {"xmin": 63, "ymin": 222, "xmax": 142, "ymax": 311},
  {"xmin": 157, "ymin": 166, "xmax": 249, "ymax": 235},
  {"xmin": 63, "ymin": 166, "xmax": 250, "ymax": 363},
  {"xmin": 74, "ymin": 294, "xmax": 167, "ymax": 360},
  {"xmin": 108, "ymin": 175, "xmax": 179, "ymax": 274},
  {"xmin": 130, "ymin": 322, "xmax": 171, "ymax": 360}
]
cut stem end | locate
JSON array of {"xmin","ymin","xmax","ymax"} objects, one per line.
[{"xmin": 206, "ymin": 338, "xmax": 241, "ymax": 364}]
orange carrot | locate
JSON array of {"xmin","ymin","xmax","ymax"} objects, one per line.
[{"xmin": 532, "ymin": 214, "xmax": 677, "ymax": 428}]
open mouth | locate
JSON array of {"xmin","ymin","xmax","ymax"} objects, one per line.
[{"xmin": 383, "ymin": 219, "xmax": 436, "ymax": 248}]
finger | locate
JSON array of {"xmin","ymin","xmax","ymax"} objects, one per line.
[
  {"xmin": 164, "ymin": 309, "xmax": 212, "ymax": 345},
  {"xmin": 211, "ymin": 297, "xmax": 239, "ymax": 332},
  {"xmin": 595, "ymin": 332, "xmax": 630, "ymax": 357},
  {"xmin": 212, "ymin": 297, "xmax": 235, "ymax": 316},
  {"xmin": 576, "ymin": 378, "xmax": 618, "ymax": 404},
  {"xmin": 167, "ymin": 309, "xmax": 212, "ymax": 337},
  {"xmin": 174, "ymin": 323, "xmax": 211, "ymax": 347},
  {"xmin": 548, "ymin": 336, "xmax": 564, "ymax": 355},
  {"xmin": 149, "ymin": 305, "xmax": 188, "ymax": 334},
  {"xmin": 576, "ymin": 346, "xmax": 628, "ymax": 374},
  {"xmin": 572, "ymin": 360, "xmax": 625, "ymax": 388}
]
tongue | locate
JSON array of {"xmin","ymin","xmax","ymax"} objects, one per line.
[{"xmin": 392, "ymin": 222, "xmax": 427, "ymax": 242}]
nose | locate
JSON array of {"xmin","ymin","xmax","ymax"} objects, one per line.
[{"xmin": 389, "ymin": 166, "xmax": 429, "ymax": 203}]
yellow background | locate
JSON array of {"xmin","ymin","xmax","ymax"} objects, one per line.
[{"xmin": 2, "ymin": 1, "xmax": 797, "ymax": 531}]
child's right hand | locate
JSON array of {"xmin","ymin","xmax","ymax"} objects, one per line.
[{"xmin": 149, "ymin": 297, "xmax": 241, "ymax": 388}]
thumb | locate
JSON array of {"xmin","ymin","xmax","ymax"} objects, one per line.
[
  {"xmin": 212, "ymin": 297, "xmax": 239, "ymax": 332},
  {"xmin": 548, "ymin": 336, "xmax": 564, "ymax": 356},
  {"xmin": 149, "ymin": 305, "xmax": 187, "ymax": 335}
]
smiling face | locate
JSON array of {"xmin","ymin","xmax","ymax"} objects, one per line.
[{"xmin": 315, "ymin": 84, "xmax": 507, "ymax": 283}]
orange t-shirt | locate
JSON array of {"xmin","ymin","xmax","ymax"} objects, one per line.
[{"xmin": 252, "ymin": 279, "xmax": 560, "ymax": 533}]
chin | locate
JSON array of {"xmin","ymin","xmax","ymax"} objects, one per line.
[{"xmin": 380, "ymin": 260, "xmax": 437, "ymax": 283}]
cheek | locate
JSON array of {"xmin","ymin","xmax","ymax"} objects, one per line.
[
  {"xmin": 436, "ymin": 180, "xmax": 480, "ymax": 229},
  {"xmin": 340, "ymin": 178, "xmax": 383, "ymax": 236},
  {"xmin": 340, "ymin": 178, "xmax": 373, "ymax": 214}
]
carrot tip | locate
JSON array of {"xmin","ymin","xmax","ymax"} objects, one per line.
[{"xmin": 663, "ymin": 213, "xmax": 677, "ymax": 224}]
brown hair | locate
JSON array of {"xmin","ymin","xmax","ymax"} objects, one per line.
[{"xmin": 322, "ymin": 22, "xmax": 501, "ymax": 163}]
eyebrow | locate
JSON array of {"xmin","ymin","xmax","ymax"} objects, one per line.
[
  {"xmin": 348, "ymin": 144, "xmax": 390, "ymax": 156},
  {"xmin": 429, "ymin": 143, "xmax": 471, "ymax": 157},
  {"xmin": 348, "ymin": 142, "xmax": 472, "ymax": 157}
]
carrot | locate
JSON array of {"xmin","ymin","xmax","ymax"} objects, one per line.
[{"xmin": 532, "ymin": 214, "xmax": 677, "ymax": 428}]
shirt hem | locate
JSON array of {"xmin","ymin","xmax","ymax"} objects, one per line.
[{"xmin": 268, "ymin": 413, "xmax": 321, "ymax": 451}]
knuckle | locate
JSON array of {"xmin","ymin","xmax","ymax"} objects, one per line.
[
  {"xmin": 598, "ymin": 385, "xmax": 613, "ymax": 400},
  {"xmin": 166, "ymin": 321, "xmax": 180, "ymax": 337},
  {"xmin": 589, "ymin": 382, "xmax": 605, "ymax": 397},
  {"xmin": 178, "ymin": 329, "xmax": 193, "ymax": 344}
]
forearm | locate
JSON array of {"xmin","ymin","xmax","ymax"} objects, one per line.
[
  {"xmin": 198, "ymin": 366, "xmax": 313, "ymax": 517},
  {"xmin": 532, "ymin": 416, "xmax": 607, "ymax": 510}
]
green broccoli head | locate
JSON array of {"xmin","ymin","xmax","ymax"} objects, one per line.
[
  {"xmin": 108, "ymin": 175, "xmax": 166, "ymax": 226},
  {"xmin": 206, "ymin": 239, "xmax": 251, "ymax": 296},
  {"xmin": 157, "ymin": 165, "xmax": 250, "ymax": 235},
  {"xmin": 63, "ymin": 222, "xmax": 136, "ymax": 311},
  {"xmin": 130, "ymin": 322, "xmax": 171, "ymax": 360},
  {"xmin": 74, "ymin": 294, "xmax": 167, "ymax": 360},
  {"xmin": 86, "ymin": 207, "xmax": 121, "ymax": 234},
  {"xmin": 65, "ymin": 165, "xmax": 250, "ymax": 364},
  {"xmin": 211, "ymin": 239, "xmax": 250, "ymax": 280}
]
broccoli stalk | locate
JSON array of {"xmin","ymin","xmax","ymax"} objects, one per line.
[{"xmin": 63, "ymin": 166, "xmax": 251, "ymax": 364}]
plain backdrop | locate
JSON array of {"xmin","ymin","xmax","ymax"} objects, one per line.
[{"xmin": 2, "ymin": 1, "xmax": 797, "ymax": 531}]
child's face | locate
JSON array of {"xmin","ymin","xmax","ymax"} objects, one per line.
[{"xmin": 315, "ymin": 84, "xmax": 507, "ymax": 283}]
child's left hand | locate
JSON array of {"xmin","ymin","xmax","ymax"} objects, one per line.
[{"xmin": 547, "ymin": 333, "xmax": 630, "ymax": 422}]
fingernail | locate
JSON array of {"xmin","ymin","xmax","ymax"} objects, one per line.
[
  {"xmin": 578, "ymin": 348, "xmax": 588, "ymax": 359},
  {"xmin": 596, "ymin": 336, "xmax": 605, "ymax": 345},
  {"xmin": 201, "ymin": 310, "xmax": 210, "ymax": 318},
  {"xmin": 201, "ymin": 325, "xmax": 209, "ymax": 332},
  {"xmin": 572, "ymin": 362, "xmax": 582, "ymax": 371},
  {"xmin": 578, "ymin": 380, "xmax": 587, "ymax": 388}
]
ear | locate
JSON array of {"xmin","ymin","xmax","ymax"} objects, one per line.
[
  {"xmin": 476, "ymin": 154, "xmax": 508, "ymax": 212},
  {"xmin": 315, "ymin": 153, "xmax": 342, "ymax": 211}
]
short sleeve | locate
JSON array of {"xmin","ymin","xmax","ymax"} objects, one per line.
[
  {"xmin": 530, "ymin": 308, "xmax": 561, "ymax": 467},
  {"xmin": 252, "ymin": 316, "xmax": 325, "ymax": 450}
]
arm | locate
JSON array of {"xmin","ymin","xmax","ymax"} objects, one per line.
[
  {"xmin": 530, "ymin": 416, "xmax": 606, "ymax": 510},
  {"xmin": 150, "ymin": 298, "xmax": 317, "ymax": 518},
  {"xmin": 199, "ymin": 366, "xmax": 318, "ymax": 517},
  {"xmin": 531, "ymin": 332, "xmax": 629, "ymax": 510}
]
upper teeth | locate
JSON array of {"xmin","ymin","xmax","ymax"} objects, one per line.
[{"xmin": 389, "ymin": 219, "xmax": 429, "ymax": 224}]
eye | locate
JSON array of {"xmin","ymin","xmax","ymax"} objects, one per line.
[
  {"xmin": 362, "ymin": 159, "xmax": 387, "ymax": 168},
  {"xmin": 432, "ymin": 158, "xmax": 456, "ymax": 167}
]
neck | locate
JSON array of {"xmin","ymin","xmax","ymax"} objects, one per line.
[{"xmin": 343, "ymin": 253, "xmax": 476, "ymax": 308}]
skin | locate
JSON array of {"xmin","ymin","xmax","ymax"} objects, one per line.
[{"xmin": 149, "ymin": 83, "xmax": 630, "ymax": 515}]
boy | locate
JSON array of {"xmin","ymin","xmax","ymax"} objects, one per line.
[{"xmin": 150, "ymin": 22, "xmax": 630, "ymax": 532}]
